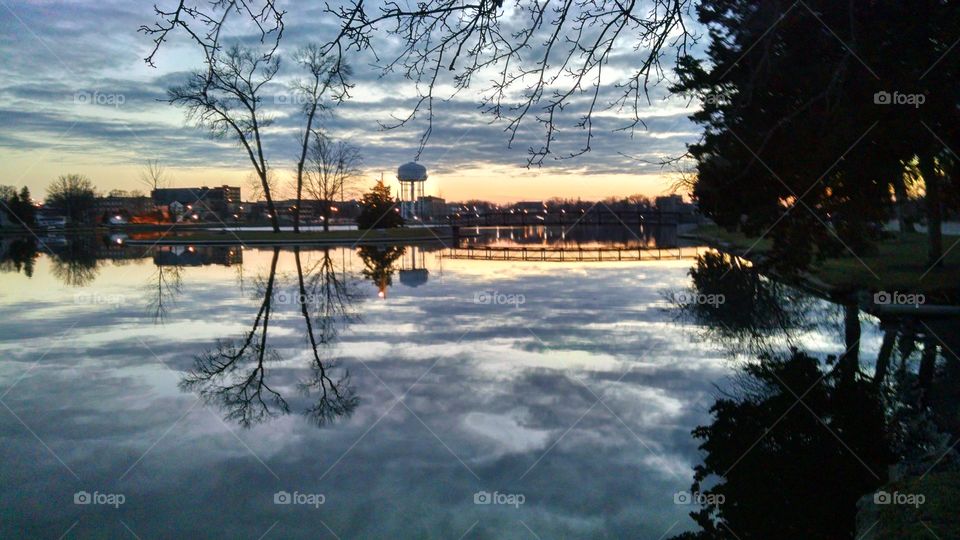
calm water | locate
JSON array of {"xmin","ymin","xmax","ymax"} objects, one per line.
[{"xmin": 0, "ymin": 232, "xmax": 955, "ymax": 539}]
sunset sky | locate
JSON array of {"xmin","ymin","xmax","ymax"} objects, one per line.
[{"xmin": 0, "ymin": 1, "xmax": 700, "ymax": 203}]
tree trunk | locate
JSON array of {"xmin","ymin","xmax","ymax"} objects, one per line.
[
  {"xmin": 918, "ymin": 337, "xmax": 937, "ymax": 408},
  {"xmin": 293, "ymin": 183, "xmax": 302, "ymax": 233},
  {"xmin": 839, "ymin": 303, "xmax": 861, "ymax": 386},
  {"xmin": 892, "ymin": 174, "xmax": 914, "ymax": 234},
  {"xmin": 919, "ymin": 154, "xmax": 943, "ymax": 267},
  {"xmin": 323, "ymin": 203, "xmax": 331, "ymax": 232},
  {"xmin": 873, "ymin": 328, "xmax": 896, "ymax": 389},
  {"xmin": 261, "ymin": 173, "xmax": 281, "ymax": 233}
]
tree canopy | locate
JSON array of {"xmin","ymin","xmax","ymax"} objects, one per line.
[{"xmin": 673, "ymin": 0, "xmax": 960, "ymax": 270}]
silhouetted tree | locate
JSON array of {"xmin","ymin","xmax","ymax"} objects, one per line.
[
  {"xmin": 357, "ymin": 179, "xmax": 403, "ymax": 230},
  {"xmin": 145, "ymin": 265, "xmax": 183, "ymax": 324},
  {"xmin": 49, "ymin": 236, "xmax": 99, "ymax": 286},
  {"xmin": 0, "ymin": 237, "xmax": 38, "ymax": 277},
  {"xmin": 142, "ymin": 0, "xmax": 695, "ymax": 164},
  {"xmin": 291, "ymin": 44, "xmax": 352, "ymax": 233},
  {"xmin": 306, "ymin": 134, "xmax": 362, "ymax": 231},
  {"xmin": 167, "ymin": 45, "xmax": 283, "ymax": 232},
  {"xmin": 181, "ymin": 248, "xmax": 286, "ymax": 426},
  {"xmin": 294, "ymin": 247, "xmax": 359, "ymax": 425},
  {"xmin": 46, "ymin": 174, "xmax": 97, "ymax": 225},
  {"xmin": 673, "ymin": 251, "xmax": 817, "ymax": 354},
  {"xmin": 673, "ymin": 0, "xmax": 960, "ymax": 271}
]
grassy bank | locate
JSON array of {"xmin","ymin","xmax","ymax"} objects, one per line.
[
  {"xmin": 859, "ymin": 472, "xmax": 960, "ymax": 539},
  {"xmin": 125, "ymin": 227, "xmax": 452, "ymax": 245},
  {"xmin": 685, "ymin": 224, "xmax": 960, "ymax": 294}
]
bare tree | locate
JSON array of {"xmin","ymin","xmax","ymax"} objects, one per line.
[
  {"xmin": 306, "ymin": 134, "xmax": 362, "ymax": 231},
  {"xmin": 143, "ymin": 1, "xmax": 695, "ymax": 166},
  {"xmin": 167, "ymin": 44, "xmax": 282, "ymax": 232},
  {"xmin": 140, "ymin": 159, "xmax": 169, "ymax": 193},
  {"xmin": 291, "ymin": 44, "xmax": 353, "ymax": 233}
]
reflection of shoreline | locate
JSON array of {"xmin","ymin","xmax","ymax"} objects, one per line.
[
  {"xmin": 671, "ymin": 251, "xmax": 960, "ymax": 540},
  {"xmin": 153, "ymin": 245, "xmax": 242, "ymax": 267},
  {"xmin": 457, "ymin": 224, "xmax": 682, "ymax": 249}
]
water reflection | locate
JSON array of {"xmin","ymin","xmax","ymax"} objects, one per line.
[
  {"xmin": 0, "ymin": 236, "xmax": 37, "ymax": 277},
  {"xmin": 49, "ymin": 236, "xmax": 100, "ymax": 287},
  {"xmin": 671, "ymin": 254, "xmax": 960, "ymax": 539},
  {"xmin": 1, "ymin": 234, "xmax": 956, "ymax": 538},
  {"xmin": 144, "ymin": 264, "xmax": 183, "ymax": 323},
  {"xmin": 459, "ymin": 223, "xmax": 683, "ymax": 249},
  {"xmin": 672, "ymin": 251, "xmax": 822, "ymax": 354},
  {"xmin": 358, "ymin": 245, "xmax": 405, "ymax": 299},
  {"xmin": 182, "ymin": 248, "xmax": 358, "ymax": 428}
]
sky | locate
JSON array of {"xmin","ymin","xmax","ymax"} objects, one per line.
[{"xmin": 0, "ymin": 1, "xmax": 702, "ymax": 203}]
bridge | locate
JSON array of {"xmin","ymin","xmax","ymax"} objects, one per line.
[
  {"xmin": 446, "ymin": 210, "xmax": 683, "ymax": 227},
  {"xmin": 443, "ymin": 245, "xmax": 706, "ymax": 262}
]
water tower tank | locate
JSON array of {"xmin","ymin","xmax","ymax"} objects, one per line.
[{"xmin": 398, "ymin": 162, "xmax": 428, "ymax": 182}]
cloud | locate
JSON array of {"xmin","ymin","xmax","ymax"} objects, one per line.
[{"xmin": 0, "ymin": 0, "xmax": 702, "ymax": 192}]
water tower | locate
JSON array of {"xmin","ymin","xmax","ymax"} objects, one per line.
[{"xmin": 397, "ymin": 162, "xmax": 428, "ymax": 220}]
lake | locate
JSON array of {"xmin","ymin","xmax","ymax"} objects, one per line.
[{"xmin": 0, "ymin": 228, "xmax": 956, "ymax": 538}]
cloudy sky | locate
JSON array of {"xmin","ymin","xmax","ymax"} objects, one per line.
[{"xmin": 0, "ymin": 1, "xmax": 701, "ymax": 203}]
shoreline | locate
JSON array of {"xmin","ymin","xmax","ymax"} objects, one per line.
[
  {"xmin": 123, "ymin": 227, "xmax": 454, "ymax": 246},
  {"xmin": 680, "ymin": 224, "xmax": 960, "ymax": 308}
]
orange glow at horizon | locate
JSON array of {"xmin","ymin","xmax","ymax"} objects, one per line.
[{"xmin": 5, "ymin": 153, "xmax": 687, "ymax": 204}]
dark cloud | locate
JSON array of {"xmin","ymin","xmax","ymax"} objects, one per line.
[{"xmin": 0, "ymin": 0, "xmax": 701, "ymax": 181}]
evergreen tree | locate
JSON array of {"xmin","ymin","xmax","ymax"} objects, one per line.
[
  {"xmin": 673, "ymin": 1, "xmax": 960, "ymax": 271},
  {"xmin": 15, "ymin": 186, "xmax": 35, "ymax": 226},
  {"xmin": 356, "ymin": 179, "xmax": 403, "ymax": 229}
]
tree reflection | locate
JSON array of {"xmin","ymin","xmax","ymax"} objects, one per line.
[
  {"xmin": 358, "ymin": 245, "xmax": 405, "ymax": 298},
  {"xmin": 672, "ymin": 251, "xmax": 818, "ymax": 353},
  {"xmin": 0, "ymin": 237, "xmax": 38, "ymax": 277},
  {"xmin": 182, "ymin": 247, "xmax": 358, "ymax": 428},
  {"xmin": 49, "ymin": 236, "xmax": 99, "ymax": 286},
  {"xmin": 181, "ymin": 248, "xmax": 287, "ymax": 427},
  {"xmin": 294, "ymin": 247, "xmax": 359, "ymax": 426},
  {"xmin": 674, "ymin": 349, "xmax": 894, "ymax": 539},
  {"xmin": 144, "ymin": 265, "xmax": 183, "ymax": 323},
  {"xmin": 675, "ymin": 290, "xmax": 960, "ymax": 538}
]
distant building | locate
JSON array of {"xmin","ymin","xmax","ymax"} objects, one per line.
[
  {"xmin": 416, "ymin": 196, "xmax": 447, "ymax": 220},
  {"xmin": 152, "ymin": 185, "xmax": 240, "ymax": 222},
  {"xmin": 35, "ymin": 210, "xmax": 67, "ymax": 229},
  {"xmin": 93, "ymin": 195, "xmax": 156, "ymax": 223}
]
